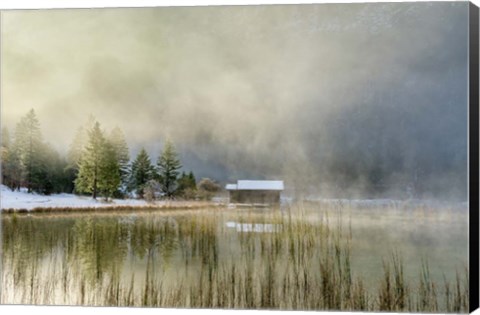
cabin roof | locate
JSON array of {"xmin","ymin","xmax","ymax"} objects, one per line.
[
  {"xmin": 225, "ymin": 180, "xmax": 284, "ymax": 191},
  {"xmin": 225, "ymin": 184, "xmax": 237, "ymax": 190}
]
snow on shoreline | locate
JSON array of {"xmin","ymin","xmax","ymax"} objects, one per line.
[
  {"xmin": 0, "ymin": 185, "xmax": 154, "ymax": 211},
  {"xmin": 0, "ymin": 185, "xmax": 468, "ymax": 212}
]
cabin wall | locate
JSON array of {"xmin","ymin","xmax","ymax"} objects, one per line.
[{"xmin": 229, "ymin": 190, "xmax": 280, "ymax": 204}]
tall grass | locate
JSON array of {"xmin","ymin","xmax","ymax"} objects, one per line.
[{"xmin": 0, "ymin": 205, "xmax": 470, "ymax": 312}]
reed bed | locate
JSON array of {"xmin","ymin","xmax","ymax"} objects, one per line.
[
  {"xmin": 1, "ymin": 201, "xmax": 223, "ymax": 214},
  {"xmin": 0, "ymin": 205, "xmax": 469, "ymax": 312}
]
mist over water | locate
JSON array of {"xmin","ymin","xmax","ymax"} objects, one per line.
[
  {"xmin": 1, "ymin": 2, "xmax": 469, "ymax": 199},
  {"xmin": 0, "ymin": 205, "xmax": 469, "ymax": 310}
]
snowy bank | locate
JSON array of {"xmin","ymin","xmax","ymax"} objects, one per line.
[{"xmin": 0, "ymin": 185, "xmax": 220, "ymax": 212}]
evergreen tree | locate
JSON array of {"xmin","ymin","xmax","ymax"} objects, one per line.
[
  {"xmin": 1, "ymin": 127, "xmax": 10, "ymax": 149},
  {"xmin": 129, "ymin": 148, "xmax": 155, "ymax": 198},
  {"xmin": 177, "ymin": 171, "xmax": 197, "ymax": 199},
  {"xmin": 64, "ymin": 127, "xmax": 86, "ymax": 193},
  {"xmin": 67, "ymin": 126, "xmax": 87, "ymax": 172},
  {"xmin": 2, "ymin": 128, "xmax": 23, "ymax": 190},
  {"xmin": 177, "ymin": 171, "xmax": 188, "ymax": 195},
  {"xmin": 98, "ymin": 142, "xmax": 121, "ymax": 199},
  {"xmin": 188, "ymin": 171, "xmax": 196, "ymax": 188},
  {"xmin": 1, "ymin": 127, "xmax": 10, "ymax": 184},
  {"xmin": 13, "ymin": 109, "xmax": 44, "ymax": 192},
  {"xmin": 75, "ymin": 121, "xmax": 121, "ymax": 199},
  {"xmin": 66, "ymin": 118, "xmax": 96, "ymax": 193},
  {"xmin": 108, "ymin": 127, "xmax": 130, "ymax": 191},
  {"xmin": 75, "ymin": 122, "xmax": 104, "ymax": 198},
  {"xmin": 37, "ymin": 143, "xmax": 67, "ymax": 195},
  {"xmin": 2, "ymin": 148, "xmax": 23, "ymax": 190},
  {"xmin": 156, "ymin": 140, "xmax": 182, "ymax": 198}
]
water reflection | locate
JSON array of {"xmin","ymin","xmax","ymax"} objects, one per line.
[
  {"xmin": 225, "ymin": 221, "xmax": 281, "ymax": 233},
  {"xmin": 0, "ymin": 205, "xmax": 469, "ymax": 311}
]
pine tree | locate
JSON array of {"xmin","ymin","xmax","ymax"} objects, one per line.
[
  {"xmin": 66, "ymin": 116, "xmax": 98, "ymax": 192},
  {"xmin": 75, "ymin": 121, "xmax": 120, "ymax": 199},
  {"xmin": 98, "ymin": 142, "xmax": 121, "ymax": 199},
  {"xmin": 4, "ymin": 112, "xmax": 75, "ymax": 194},
  {"xmin": 37, "ymin": 143, "xmax": 67, "ymax": 195},
  {"xmin": 177, "ymin": 171, "xmax": 197, "ymax": 199},
  {"xmin": 1, "ymin": 127, "xmax": 10, "ymax": 149},
  {"xmin": 129, "ymin": 148, "xmax": 155, "ymax": 198},
  {"xmin": 1, "ymin": 128, "xmax": 23, "ymax": 190},
  {"xmin": 108, "ymin": 127, "xmax": 130, "ymax": 191},
  {"xmin": 75, "ymin": 122, "xmax": 104, "ymax": 198},
  {"xmin": 177, "ymin": 171, "xmax": 188, "ymax": 194},
  {"xmin": 67, "ymin": 127, "xmax": 87, "ymax": 172},
  {"xmin": 156, "ymin": 140, "xmax": 182, "ymax": 198},
  {"xmin": 2, "ymin": 148, "xmax": 23, "ymax": 190},
  {"xmin": 188, "ymin": 171, "xmax": 196, "ymax": 188},
  {"xmin": 1, "ymin": 127, "xmax": 10, "ymax": 185},
  {"xmin": 64, "ymin": 126, "xmax": 87, "ymax": 193},
  {"xmin": 13, "ymin": 109, "xmax": 44, "ymax": 192}
]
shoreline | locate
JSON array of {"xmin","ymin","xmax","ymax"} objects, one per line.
[
  {"xmin": 0, "ymin": 184, "xmax": 228, "ymax": 214},
  {"xmin": 1, "ymin": 201, "xmax": 225, "ymax": 214}
]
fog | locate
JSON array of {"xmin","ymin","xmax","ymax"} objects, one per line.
[{"xmin": 0, "ymin": 3, "xmax": 469, "ymax": 199}]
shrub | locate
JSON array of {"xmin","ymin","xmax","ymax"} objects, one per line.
[{"xmin": 197, "ymin": 178, "xmax": 221, "ymax": 201}]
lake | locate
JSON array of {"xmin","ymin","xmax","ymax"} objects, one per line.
[{"xmin": 0, "ymin": 202, "xmax": 469, "ymax": 312}]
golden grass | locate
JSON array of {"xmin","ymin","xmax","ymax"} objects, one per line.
[
  {"xmin": 1, "ymin": 201, "xmax": 223, "ymax": 214},
  {"xmin": 0, "ymin": 204, "xmax": 469, "ymax": 312}
]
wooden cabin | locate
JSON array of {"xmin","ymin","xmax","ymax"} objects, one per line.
[{"xmin": 225, "ymin": 180, "xmax": 284, "ymax": 205}]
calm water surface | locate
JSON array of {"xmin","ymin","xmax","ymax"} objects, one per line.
[{"xmin": 0, "ymin": 203, "xmax": 468, "ymax": 309}]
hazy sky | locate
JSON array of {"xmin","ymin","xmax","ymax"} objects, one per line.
[{"xmin": 0, "ymin": 2, "xmax": 469, "ymax": 198}]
